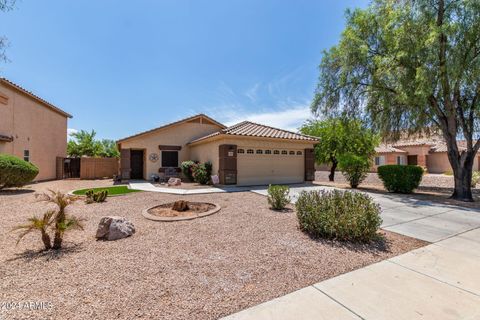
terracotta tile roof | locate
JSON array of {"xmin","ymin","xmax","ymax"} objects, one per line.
[
  {"xmin": 117, "ymin": 114, "xmax": 226, "ymax": 143},
  {"xmin": 375, "ymin": 145, "xmax": 407, "ymax": 153},
  {"xmin": 0, "ymin": 134, "xmax": 13, "ymax": 142},
  {"xmin": 0, "ymin": 78, "xmax": 72, "ymax": 118},
  {"xmin": 189, "ymin": 121, "xmax": 319, "ymax": 144},
  {"xmin": 430, "ymin": 141, "xmax": 467, "ymax": 153}
]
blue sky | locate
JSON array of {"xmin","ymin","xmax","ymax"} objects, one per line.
[{"xmin": 0, "ymin": 0, "xmax": 367, "ymax": 140}]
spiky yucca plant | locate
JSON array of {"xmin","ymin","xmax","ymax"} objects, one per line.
[{"xmin": 13, "ymin": 210, "xmax": 55, "ymax": 250}]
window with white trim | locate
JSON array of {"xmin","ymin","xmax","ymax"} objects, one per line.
[
  {"xmin": 374, "ymin": 156, "xmax": 385, "ymax": 166},
  {"xmin": 23, "ymin": 150, "xmax": 30, "ymax": 162},
  {"xmin": 296, "ymin": 151, "xmax": 302, "ymax": 155},
  {"xmin": 396, "ymin": 156, "xmax": 405, "ymax": 165},
  {"xmin": 281, "ymin": 150, "xmax": 288, "ymax": 155},
  {"xmin": 265, "ymin": 150, "xmax": 272, "ymax": 154},
  {"xmin": 237, "ymin": 149, "xmax": 244, "ymax": 154},
  {"xmin": 273, "ymin": 150, "xmax": 280, "ymax": 155},
  {"xmin": 246, "ymin": 149, "xmax": 254, "ymax": 154},
  {"xmin": 256, "ymin": 149, "xmax": 263, "ymax": 154},
  {"xmin": 289, "ymin": 151, "xmax": 295, "ymax": 155}
]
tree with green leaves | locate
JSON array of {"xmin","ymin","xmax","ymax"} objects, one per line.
[
  {"xmin": 67, "ymin": 130, "xmax": 119, "ymax": 158},
  {"xmin": 300, "ymin": 118, "xmax": 379, "ymax": 181},
  {"xmin": 0, "ymin": 0, "xmax": 16, "ymax": 63},
  {"xmin": 312, "ymin": 0, "xmax": 480, "ymax": 201}
]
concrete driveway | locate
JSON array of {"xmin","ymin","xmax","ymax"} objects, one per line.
[{"xmin": 226, "ymin": 185, "xmax": 480, "ymax": 320}]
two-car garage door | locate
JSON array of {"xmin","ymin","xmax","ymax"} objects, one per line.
[{"xmin": 237, "ymin": 148, "xmax": 304, "ymax": 186}]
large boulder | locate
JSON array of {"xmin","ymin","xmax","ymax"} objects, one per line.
[{"xmin": 96, "ymin": 216, "xmax": 135, "ymax": 241}]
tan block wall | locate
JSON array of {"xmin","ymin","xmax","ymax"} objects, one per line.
[
  {"xmin": 119, "ymin": 122, "xmax": 222, "ymax": 179},
  {"xmin": 0, "ymin": 83, "xmax": 68, "ymax": 181}
]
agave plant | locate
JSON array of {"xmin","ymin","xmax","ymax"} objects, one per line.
[
  {"xmin": 13, "ymin": 190, "xmax": 84, "ymax": 251},
  {"xmin": 13, "ymin": 210, "xmax": 55, "ymax": 250}
]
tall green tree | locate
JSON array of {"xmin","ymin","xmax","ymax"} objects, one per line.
[
  {"xmin": 300, "ymin": 118, "xmax": 379, "ymax": 181},
  {"xmin": 67, "ymin": 130, "xmax": 102, "ymax": 157},
  {"xmin": 98, "ymin": 139, "xmax": 120, "ymax": 158},
  {"xmin": 312, "ymin": 0, "xmax": 480, "ymax": 201}
]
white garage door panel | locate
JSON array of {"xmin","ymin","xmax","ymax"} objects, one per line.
[{"xmin": 237, "ymin": 154, "xmax": 304, "ymax": 186}]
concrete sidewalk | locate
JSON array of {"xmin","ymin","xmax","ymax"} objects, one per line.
[
  {"xmin": 224, "ymin": 186, "xmax": 480, "ymax": 320},
  {"xmin": 223, "ymin": 228, "xmax": 480, "ymax": 320}
]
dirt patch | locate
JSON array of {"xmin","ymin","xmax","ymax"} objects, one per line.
[{"xmin": 148, "ymin": 201, "xmax": 216, "ymax": 217}]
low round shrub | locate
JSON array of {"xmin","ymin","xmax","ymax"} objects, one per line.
[
  {"xmin": 267, "ymin": 185, "xmax": 290, "ymax": 210},
  {"xmin": 192, "ymin": 161, "xmax": 213, "ymax": 185},
  {"xmin": 0, "ymin": 154, "xmax": 39, "ymax": 189},
  {"xmin": 180, "ymin": 160, "xmax": 197, "ymax": 181},
  {"xmin": 295, "ymin": 190, "xmax": 382, "ymax": 242},
  {"xmin": 377, "ymin": 165, "xmax": 424, "ymax": 193}
]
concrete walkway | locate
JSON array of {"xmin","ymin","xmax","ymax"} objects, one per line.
[
  {"xmin": 128, "ymin": 180, "xmax": 255, "ymax": 195},
  {"xmin": 223, "ymin": 186, "xmax": 480, "ymax": 320}
]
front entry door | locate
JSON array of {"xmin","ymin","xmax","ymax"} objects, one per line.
[
  {"xmin": 407, "ymin": 155, "xmax": 418, "ymax": 165},
  {"xmin": 130, "ymin": 150, "xmax": 144, "ymax": 179}
]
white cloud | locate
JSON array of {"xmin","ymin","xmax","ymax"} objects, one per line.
[
  {"xmin": 222, "ymin": 105, "xmax": 311, "ymax": 132},
  {"xmin": 245, "ymin": 83, "xmax": 260, "ymax": 102}
]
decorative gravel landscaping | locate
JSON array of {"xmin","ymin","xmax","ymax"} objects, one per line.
[
  {"xmin": 72, "ymin": 185, "xmax": 141, "ymax": 196},
  {"xmin": 1, "ymin": 179, "xmax": 426, "ymax": 320}
]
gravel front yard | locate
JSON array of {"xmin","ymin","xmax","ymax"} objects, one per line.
[{"xmin": 1, "ymin": 180, "xmax": 426, "ymax": 320}]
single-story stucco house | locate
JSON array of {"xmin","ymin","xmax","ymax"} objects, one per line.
[
  {"xmin": 372, "ymin": 138, "xmax": 480, "ymax": 173},
  {"xmin": 0, "ymin": 78, "xmax": 72, "ymax": 181},
  {"xmin": 117, "ymin": 114, "xmax": 318, "ymax": 186}
]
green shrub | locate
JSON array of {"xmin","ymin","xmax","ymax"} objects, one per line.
[
  {"xmin": 0, "ymin": 154, "xmax": 39, "ymax": 190},
  {"xmin": 192, "ymin": 161, "xmax": 213, "ymax": 185},
  {"xmin": 180, "ymin": 160, "xmax": 197, "ymax": 181},
  {"xmin": 472, "ymin": 171, "xmax": 480, "ymax": 188},
  {"xmin": 267, "ymin": 185, "xmax": 290, "ymax": 210},
  {"xmin": 377, "ymin": 165, "xmax": 423, "ymax": 193},
  {"xmin": 295, "ymin": 190, "xmax": 382, "ymax": 242},
  {"xmin": 338, "ymin": 154, "xmax": 370, "ymax": 188},
  {"xmin": 85, "ymin": 189, "xmax": 108, "ymax": 203}
]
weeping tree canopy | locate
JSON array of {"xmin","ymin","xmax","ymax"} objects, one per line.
[
  {"xmin": 0, "ymin": 0, "xmax": 15, "ymax": 63},
  {"xmin": 312, "ymin": 0, "xmax": 480, "ymax": 201}
]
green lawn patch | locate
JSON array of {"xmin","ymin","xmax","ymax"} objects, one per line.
[{"xmin": 72, "ymin": 186, "xmax": 141, "ymax": 196}]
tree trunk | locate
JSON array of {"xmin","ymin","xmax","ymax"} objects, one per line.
[
  {"xmin": 52, "ymin": 230, "xmax": 63, "ymax": 250},
  {"xmin": 41, "ymin": 230, "xmax": 52, "ymax": 250},
  {"xmin": 445, "ymin": 139, "xmax": 475, "ymax": 202},
  {"xmin": 328, "ymin": 159, "xmax": 338, "ymax": 182}
]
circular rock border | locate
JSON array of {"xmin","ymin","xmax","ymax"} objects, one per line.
[{"xmin": 142, "ymin": 202, "xmax": 221, "ymax": 222}]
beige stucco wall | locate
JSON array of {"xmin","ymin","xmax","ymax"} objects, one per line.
[
  {"xmin": 426, "ymin": 153, "xmax": 479, "ymax": 174},
  {"xmin": 0, "ymin": 83, "xmax": 68, "ymax": 181},
  {"xmin": 118, "ymin": 121, "xmax": 222, "ymax": 179}
]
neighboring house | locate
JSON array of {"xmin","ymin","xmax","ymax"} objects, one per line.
[
  {"xmin": 372, "ymin": 137, "xmax": 480, "ymax": 173},
  {"xmin": 0, "ymin": 78, "xmax": 72, "ymax": 181},
  {"xmin": 117, "ymin": 114, "xmax": 318, "ymax": 186}
]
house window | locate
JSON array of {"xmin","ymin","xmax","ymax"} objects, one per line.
[
  {"xmin": 289, "ymin": 151, "xmax": 295, "ymax": 155},
  {"xmin": 237, "ymin": 149, "xmax": 245, "ymax": 154},
  {"xmin": 296, "ymin": 151, "xmax": 302, "ymax": 155},
  {"xmin": 281, "ymin": 150, "xmax": 288, "ymax": 155},
  {"xmin": 161, "ymin": 151, "xmax": 178, "ymax": 167},
  {"xmin": 23, "ymin": 150, "xmax": 30, "ymax": 162},
  {"xmin": 396, "ymin": 156, "xmax": 405, "ymax": 165},
  {"xmin": 246, "ymin": 149, "xmax": 254, "ymax": 154},
  {"xmin": 273, "ymin": 150, "xmax": 280, "ymax": 155},
  {"xmin": 256, "ymin": 149, "xmax": 263, "ymax": 154},
  {"xmin": 265, "ymin": 150, "xmax": 272, "ymax": 154},
  {"xmin": 375, "ymin": 156, "xmax": 385, "ymax": 166}
]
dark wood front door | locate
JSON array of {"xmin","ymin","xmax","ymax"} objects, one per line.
[
  {"xmin": 407, "ymin": 155, "xmax": 418, "ymax": 165},
  {"xmin": 130, "ymin": 150, "xmax": 144, "ymax": 179}
]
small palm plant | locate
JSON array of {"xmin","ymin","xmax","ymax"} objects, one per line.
[
  {"xmin": 13, "ymin": 190, "xmax": 84, "ymax": 250},
  {"xmin": 13, "ymin": 210, "xmax": 55, "ymax": 250}
]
